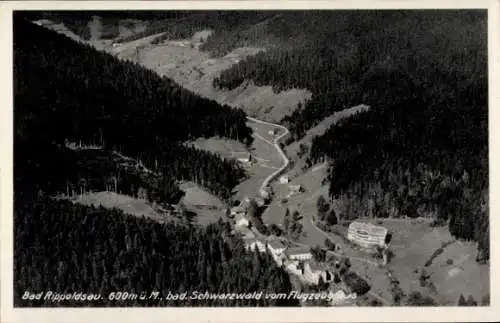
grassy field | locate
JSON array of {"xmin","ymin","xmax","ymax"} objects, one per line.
[
  {"xmin": 185, "ymin": 137, "xmax": 249, "ymax": 159},
  {"xmin": 380, "ymin": 220, "xmax": 489, "ymax": 305},
  {"xmin": 426, "ymin": 239, "xmax": 489, "ymax": 305},
  {"xmin": 326, "ymin": 218, "xmax": 490, "ymax": 306},
  {"xmin": 96, "ymin": 28, "xmax": 311, "ymax": 122},
  {"xmin": 71, "ymin": 191, "xmax": 174, "ymax": 223},
  {"xmin": 178, "ymin": 181, "xmax": 226, "ymax": 226}
]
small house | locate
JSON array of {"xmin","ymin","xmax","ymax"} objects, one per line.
[
  {"xmin": 283, "ymin": 259, "xmax": 303, "ymax": 276},
  {"xmin": 237, "ymin": 226, "xmax": 255, "ymax": 239},
  {"xmin": 285, "ymin": 246, "xmax": 313, "ymax": 261},
  {"xmin": 235, "ymin": 213, "xmax": 250, "ymax": 227},
  {"xmin": 304, "ymin": 262, "xmax": 331, "ymax": 285},
  {"xmin": 234, "ymin": 152, "xmax": 252, "ymax": 164},
  {"xmin": 267, "ymin": 238, "xmax": 286, "ymax": 265},
  {"xmin": 230, "ymin": 206, "xmax": 246, "ymax": 218},
  {"xmin": 347, "ymin": 221, "xmax": 390, "ymax": 250},
  {"xmin": 268, "ymin": 129, "xmax": 276, "ymax": 136},
  {"xmin": 259, "ymin": 188, "xmax": 271, "ymax": 200},
  {"xmin": 239, "ymin": 197, "xmax": 251, "ymax": 209},
  {"xmin": 288, "ymin": 184, "xmax": 303, "ymax": 195},
  {"xmin": 279, "ymin": 175, "xmax": 289, "ymax": 184}
]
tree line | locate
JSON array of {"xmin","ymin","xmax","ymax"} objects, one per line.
[{"xmin": 14, "ymin": 197, "xmax": 298, "ymax": 307}]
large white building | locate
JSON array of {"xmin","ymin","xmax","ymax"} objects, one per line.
[{"xmin": 347, "ymin": 221, "xmax": 390, "ymax": 249}]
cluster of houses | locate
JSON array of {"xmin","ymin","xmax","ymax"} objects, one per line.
[
  {"xmin": 244, "ymin": 236, "xmax": 331, "ymax": 285},
  {"xmin": 243, "ymin": 236, "xmax": 358, "ymax": 306}
]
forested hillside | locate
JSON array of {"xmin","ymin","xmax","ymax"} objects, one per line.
[
  {"xmin": 14, "ymin": 16, "xmax": 252, "ymax": 202},
  {"xmin": 211, "ymin": 10, "xmax": 486, "ymax": 137},
  {"xmin": 14, "ymin": 198, "xmax": 296, "ymax": 307},
  {"xmin": 304, "ymin": 11, "xmax": 488, "ymax": 260}
]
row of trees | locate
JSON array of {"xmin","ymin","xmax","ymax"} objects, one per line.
[
  {"xmin": 14, "ymin": 197, "xmax": 298, "ymax": 307},
  {"xmin": 14, "ymin": 16, "xmax": 251, "ymax": 202},
  {"xmin": 316, "ymin": 196, "xmax": 338, "ymax": 226},
  {"xmin": 283, "ymin": 208, "xmax": 303, "ymax": 241}
]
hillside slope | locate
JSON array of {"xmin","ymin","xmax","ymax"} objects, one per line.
[
  {"xmin": 14, "ymin": 16, "xmax": 252, "ymax": 202},
  {"xmin": 14, "ymin": 197, "xmax": 297, "ymax": 307}
]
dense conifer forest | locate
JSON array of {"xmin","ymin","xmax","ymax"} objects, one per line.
[
  {"xmin": 14, "ymin": 198, "xmax": 296, "ymax": 307},
  {"xmin": 15, "ymin": 16, "xmax": 252, "ymax": 202},
  {"xmin": 211, "ymin": 11, "xmax": 486, "ymax": 137}
]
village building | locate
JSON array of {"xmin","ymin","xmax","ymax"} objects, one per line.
[
  {"xmin": 279, "ymin": 175, "xmax": 289, "ymax": 184},
  {"xmin": 283, "ymin": 259, "xmax": 303, "ymax": 276},
  {"xmin": 259, "ymin": 187, "xmax": 271, "ymax": 200},
  {"xmin": 285, "ymin": 246, "xmax": 313, "ymax": 261},
  {"xmin": 233, "ymin": 152, "xmax": 252, "ymax": 164},
  {"xmin": 266, "ymin": 238, "xmax": 286, "ymax": 265},
  {"xmin": 236, "ymin": 226, "xmax": 255, "ymax": 239},
  {"xmin": 244, "ymin": 237, "xmax": 267, "ymax": 253},
  {"xmin": 239, "ymin": 196, "xmax": 251, "ymax": 209},
  {"xmin": 346, "ymin": 221, "xmax": 391, "ymax": 250},
  {"xmin": 230, "ymin": 206, "xmax": 246, "ymax": 218},
  {"xmin": 268, "ymin": 129, "xmax": 276, "ymax": 136},
  {"xmin": 235, "ymin": 213, "xmax": 250, "ymax": 228},
  {"xmin": 303, "ymin": 262, "xmax": 332, "ymax": 285},
  {"xmin": 287, "ymin": 184, "xmax": 303, "ymax": 198}
]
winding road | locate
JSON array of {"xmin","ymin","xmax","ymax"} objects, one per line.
[
  {"xmin": 246, "ymin": 116, "xmax": 290, "ymax": 192},
  {"xmin": 246, "ymin": 115, "xmax": 391, "ymax": 306}
]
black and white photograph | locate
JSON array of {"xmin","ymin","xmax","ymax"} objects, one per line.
[{"xmin": 1, "ymin": 1, "xmax": 499, "ymax": 322}]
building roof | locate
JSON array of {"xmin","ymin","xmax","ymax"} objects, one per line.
[
  {"xmin": 348, "ymin": 221, "xmax": 388, "ymax": 236},
  {"xmin": 267, "ymin": 238, "xmax": 285, "ymax": 250},
  {"xmin": 306, "ymin": 261, "xmax": 323, "ymax": 272},
  {"xmin": 231, "ymin": 206, "xmax": 245, "ymax": 214},
  {"xmin": 238, "ymin": 227, "xmax": 255, "ymax": 239},
  {"xmin": 244, "ymin": 236, "xmax": 265, "ymax": 245},
  {"xmin": 285, "ymin": 246, "xmax": 312, "ymax": 257},
  {"xmin": 235, "ymin": 213, "xmax": 248, "ymax": 222}
]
